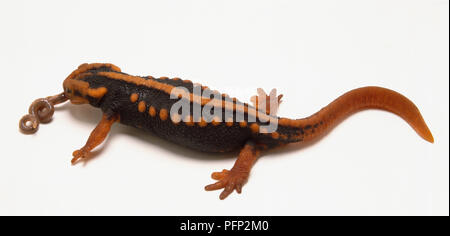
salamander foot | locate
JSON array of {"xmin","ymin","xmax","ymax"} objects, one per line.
[
  {"xmin": 205, "ymin": 169, "xmax": 249, "ymax": 200},
  {"xmin": 71, "ymin": 149, "xmax": 89, "ymax": 165}
]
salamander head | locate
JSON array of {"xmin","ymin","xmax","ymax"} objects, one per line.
[
  {"xmin": 20, "ymin": 63, "xmax": 120, "ymax": 134},
  {"xmin": 63, "ymin": 63, "xmax": 120, "ymax": 105},
  {"xmin": 63, "ymin": 78, "xmax": 91, "ymax": 105}
]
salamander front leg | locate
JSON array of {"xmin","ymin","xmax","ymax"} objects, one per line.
[
  {"xmin": 205, "ymin": 140, "xmax": 261, "ymax": 200},
  {"xmin": 71, "ymin": 113, "xmax": 119, "ymax": 165}
]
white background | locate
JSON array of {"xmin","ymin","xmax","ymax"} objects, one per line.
[{"xmin": 0, "ymin": 0, "xmax": 448, "ymax": 216}]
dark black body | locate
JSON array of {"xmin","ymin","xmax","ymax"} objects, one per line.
[{"xmin": 75, "ymin": 67, "xmax": 292, "ymax": 152}]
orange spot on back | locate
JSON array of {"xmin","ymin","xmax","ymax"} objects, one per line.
[
  {"xmin": 250, "ymin": 123, "xmax": 259, "ymax": 133},
  {"xmin": 138, "ymin": 101, "xmax": 146, "ymax": 112},
  {"xmin": 149, "ymin": 106, "xmax": 156, "ymax": 117},
  {"xmin": 199, "ymin": 118, "xmax": 207, "ymax": 127},
  {"xmin": 130, "ymin": 93, "xmax": 139, "ymax": 103},
  {"xmin": 271, "ymin": 132, "xmax": 280, "ymax": 139},
  {"xmin": 159, "ymin": 109, "xmax": 168, "ymax": 121}
]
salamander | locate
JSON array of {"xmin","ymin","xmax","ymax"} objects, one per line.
[{"xmin": 19, "ymin": 63, "xmax": 434, "ymax": 200}]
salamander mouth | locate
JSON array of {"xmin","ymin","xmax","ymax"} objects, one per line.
[
  {"xmin": 63, "ymin": 87, "xmax": 87, "ymax": 104},
  {"xmin": 69, "ymin": 96, "xmax": 89, "ymax": 104}
]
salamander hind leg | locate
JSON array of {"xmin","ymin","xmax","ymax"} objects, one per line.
[
  {"xmin": 205, "ymin": 140, "xmax": 261, "ymax": 200},
  {"xmin": 71, "ymin": 113, "xmax": 119, "ymax": 165},
  {"xmin": 250, "ymin": 88, "xmax": 283, "ymax": 115}
]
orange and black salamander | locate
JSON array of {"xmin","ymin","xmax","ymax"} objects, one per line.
[{"xmin": 19, "ymin": 63, "xmax": 434, "ymax": 200}]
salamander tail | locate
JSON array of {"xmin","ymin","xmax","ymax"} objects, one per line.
[{"xmin": 277, "ymin": 86, "xmax": 434, "ymax": 143}]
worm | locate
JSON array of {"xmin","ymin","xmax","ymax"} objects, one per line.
[{"xmin": 19, "ymin": 92, "xmax": 68, "ymax": 134}]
